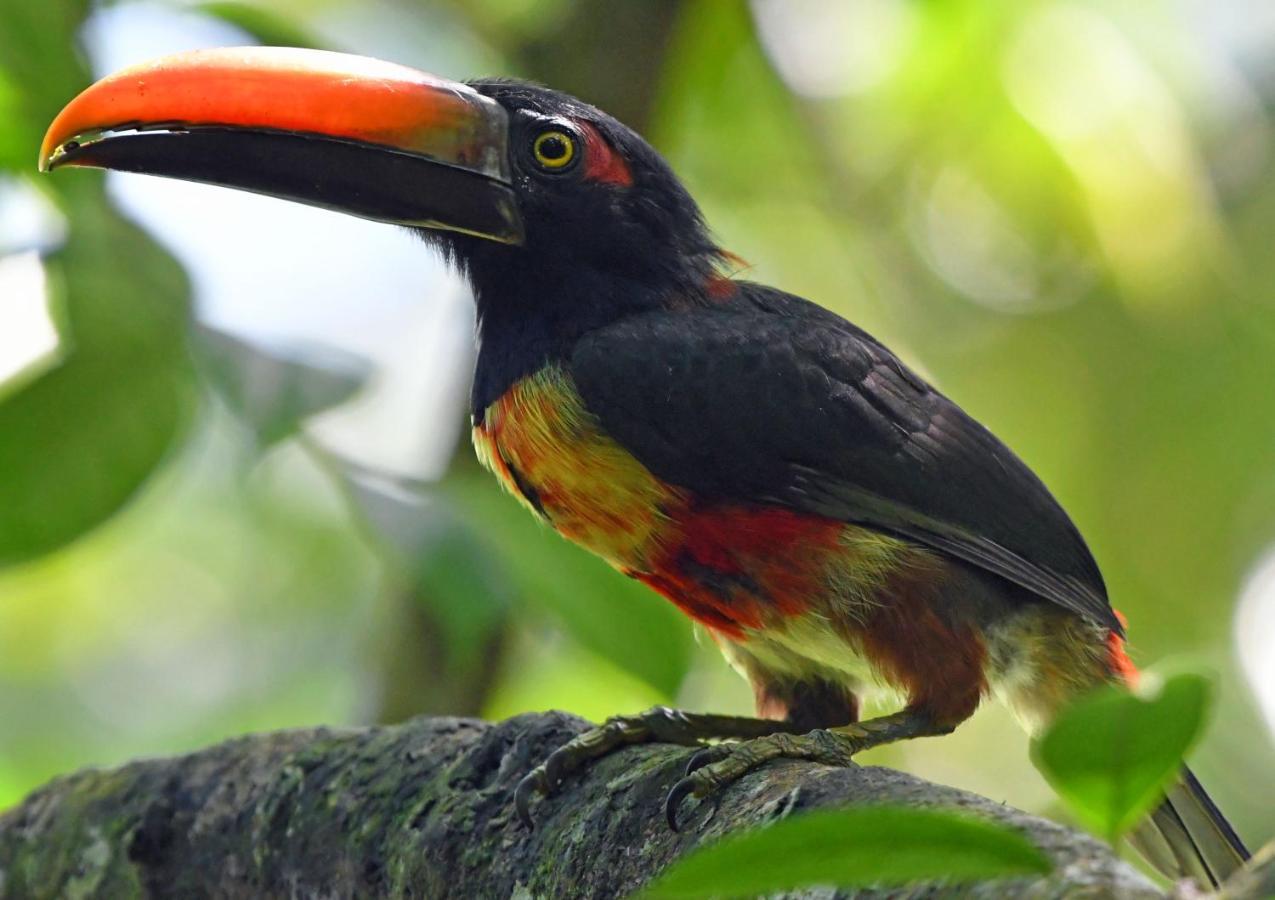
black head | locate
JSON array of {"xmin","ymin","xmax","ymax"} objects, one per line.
[
  {"xmin": 423, "ymin": 80, "xmax": 730, "ymax": 413},
  {"xmin": 441, "ymin": 80, "xmax": 724, "ymax": 312},
  {"xmin": 38, "ymin": 53, "xmax": 726, "ymax": 411}
]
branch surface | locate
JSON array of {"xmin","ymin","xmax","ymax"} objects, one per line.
[{"xmin": 0, "ymin": 713, "xmax": 1181, "ymax": 898}]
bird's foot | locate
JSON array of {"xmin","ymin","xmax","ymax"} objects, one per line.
[
  {"xmin": 664, "ymin": 729, "xmax": 858, "ymax": 831},
  {"xmin": 514, "ymin": 706, "xmax": 791, "ymax": 827},
  {"xmin": 664, "ymin": 710, "xmax": 938, "ymax": 830}
]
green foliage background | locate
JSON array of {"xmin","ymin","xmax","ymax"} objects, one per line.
[{"xmin": 1, "ymin": 0, "xmax": 1273, "ymax": 858}]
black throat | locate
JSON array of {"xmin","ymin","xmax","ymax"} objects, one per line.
[{"xmin": 464, "ymin": 242, "xmax": 716, "ymax": 420}]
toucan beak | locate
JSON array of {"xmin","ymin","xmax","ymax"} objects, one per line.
[{"xmin": 40, "ymin": 47, "xmax": 523, "ymax": 244}]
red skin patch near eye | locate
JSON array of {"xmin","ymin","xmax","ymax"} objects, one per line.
[
  {"xmin": 1107, "ymin": 609, "xmax": 1139, "ymax": 686},
  {"xmin": 577, "ymin": 121, "xmax": 633, "ymax": 186}
]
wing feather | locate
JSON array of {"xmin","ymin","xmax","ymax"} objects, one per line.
[{"xmin": 570, "ymin": 285, "xmax": 1117, "ymax": 631}]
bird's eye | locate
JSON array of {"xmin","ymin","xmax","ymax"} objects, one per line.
[{"xmin": 532, "ymin": 130, "xmax": 577, "ymax": 171}]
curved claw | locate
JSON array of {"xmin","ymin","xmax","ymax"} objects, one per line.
[
  {"xmin": 684, "ymin": 744, "xmax": 730, "ymax": 777},
  {"xmin": 514, "ymin": 768, "xmax": 548, "ymax": 829},
  {"xmin": 665, "ymin": 776, "xmax": 698, "ymax": 832},
  {"xmin": 541, "ymin": 746, "xmax": 572, "ymax": 789},
  {"xmin": 664, "ymin": 774, "xmax": 721, "ymax": 833}
]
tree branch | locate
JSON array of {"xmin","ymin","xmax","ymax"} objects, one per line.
[{"xmin": 0, "ymin": 712, "xmax": 1234, "ymax": 898}]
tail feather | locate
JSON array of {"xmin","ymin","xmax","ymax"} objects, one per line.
[{"xmin": 1129, "ymin": 767, "xmax": 1249, "ymax": 889}]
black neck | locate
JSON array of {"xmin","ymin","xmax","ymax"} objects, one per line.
[{"xmin": 466, "ymin": 246, "xmax": 715, "ymax": 418}]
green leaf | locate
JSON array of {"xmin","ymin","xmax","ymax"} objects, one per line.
[
  {"xmin": 1031, "ymin": 672, "xmax": 1213, "ymax": 842},
  {"xmin": 0, "ymin": 1, "xmax": 92, "ymax": 141},
  {"xmin": 641, "ymin": 806, "xmax": 1051, "ymax": 899},
  {"xmin": 654, "ymin": 2, "xmax": 819, "ymax": 200},
  {"xmin": 0, "ymin": 70, "xmax": 32, "ymax": 173},
  {"xmin": 339, "ymin": 474, "xmax": 512, "ymax": 675},
  {"xmin": 197, "ymin": 326, "xmax": 369, "ymax": 448},
  {"xmin": 443, "ymin": 470, "xmax": 694, "ymax": 699},
  {"xmin": 334, "ymin": 472, "xmax": 514, "ymax": 718},
  {"xmin": 0, "ymin": 0, "xmax": 194, "ymax": 566},
  {"xmin": 0, "ymin": 181, "xmax": 195, "ymax": 565},
  {"xmin": 192, "ymin": 2, "xmax": 331, "ymax": 49}
]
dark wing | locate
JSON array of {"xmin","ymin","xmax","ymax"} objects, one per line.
[{"xmin": 570, "ymin": 285, "xmax": 1117, "ymax": 631}]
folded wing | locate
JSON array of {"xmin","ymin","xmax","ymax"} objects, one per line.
[{"xmin": 570, "ymin": 285, "xmax": 1117, "ymax": 631}]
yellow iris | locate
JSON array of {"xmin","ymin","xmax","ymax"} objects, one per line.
[{"xmin": 533, "ymin": 130, "xmax": 576, "ymax": 170}]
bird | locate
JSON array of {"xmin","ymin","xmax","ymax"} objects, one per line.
[{"xmin": 40, "ymin": 46, "xmax": 1249, "ymax": 889}]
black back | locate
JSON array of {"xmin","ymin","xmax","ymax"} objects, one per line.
[{"xmin": 570, "ymin": 283, "xmax": 1117, "ymax": 631}]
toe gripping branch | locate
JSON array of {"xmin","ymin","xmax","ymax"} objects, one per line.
[
  {"xmin": 665, "ymin": 729, "xmax": 856, "ymax": 831},
  {"xmin": 664, "ymin": 709, "xmax": 941, "ymax": 831},
  {"xmin": 514, "ymin": 706, "xmax": 941, "ymax": 831},
  {"xmin": 513, "ymin": 707, "xmax": 792, "ymax": 828}
]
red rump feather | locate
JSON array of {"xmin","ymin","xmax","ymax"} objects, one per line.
[{"xmin": 1107, "ymin": 609, "xmax": 1139, "ymax": 686}]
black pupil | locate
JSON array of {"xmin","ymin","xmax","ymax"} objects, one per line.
[{"xmin": 539, "ymin": 135, "xmax": 568, "ymax": 161}]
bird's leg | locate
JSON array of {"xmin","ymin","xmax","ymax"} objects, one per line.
[
  {"xmin": 515, "ymin": 706, "xmax": 797, "ymax": 827},
  {"xmin": 664, "ymin": 707, "xmax": 947, "ymax": 830}
]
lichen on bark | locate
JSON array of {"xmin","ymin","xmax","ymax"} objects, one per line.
[{"xmin": 0, "ymin": 712, "xmax": 1196, "ymax": 898}]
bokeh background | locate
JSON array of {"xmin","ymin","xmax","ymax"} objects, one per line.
[{"xmin": 1, "ymin": 0, "xmax": 1273, "ymax": 859}]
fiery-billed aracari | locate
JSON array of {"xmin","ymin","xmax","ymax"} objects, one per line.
[{"xmin": 42, "ymin": 48, "xmax": 1249, "ymax": 887}]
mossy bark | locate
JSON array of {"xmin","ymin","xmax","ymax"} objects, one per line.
[{"xmin": 0, "ymin": 712, "xmax": 1197, "ymax": 898}]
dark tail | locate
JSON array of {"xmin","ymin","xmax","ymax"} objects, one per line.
[{"xmin": 1128, "ymin": 767, "xmax": 1249, "ymax": 889}]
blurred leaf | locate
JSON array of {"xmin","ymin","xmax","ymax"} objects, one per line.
[
  {"xmin": 0, "ymin": 0, "xmax": 196, "ymax": 566},
  {"xmin": 192, "ymin": 1, "xmax": 331, "ymax": 49},
  {"xmin": 198, "ymin": 326, "xmax": 369, "ymax": 447},
  {"xmin": 0, "ymin": 0, "xmax": 90, "ymax": 181},
  {"xmin": 483, "ymin": 636, "xmax": 663, "ymax": 724},
  {"xmin": 641, "ymin": 807, "xmax": 1051, "ymax": 899},
  {"xmin": 0, "ymin": 1, "xmax": 91, "ymax": 135},
  {"xmin": 339, "ymin": 472, "xmax": 510, "ymax": 678},
  {"xmin": 446, "ymin": 0, "xmax": 575, "ymax": 44},
  {"xmin": 444, "ymin": 470, "xmax": 694, "ymax": 699},
  {"xmin": 0, "ymin": 181, "xmax": 195, "ymax": 566},
  {"xmin": 0, "ymin": 70, "xmax": 31, "ymax": 173},
  {"xmin": 1031, "ymin": 672, "xmax": 1213, "ymax": 842},
  {"xmin": 399, "ymin": 505, "xmax": 510, "ymax": 676},
  {"xmin": 655, "ymin": 2, "xmax": 818, "ymax": 200},
  {"xmin": 238, "ymin": 453, "xmax": 516, "ymax": 721}
]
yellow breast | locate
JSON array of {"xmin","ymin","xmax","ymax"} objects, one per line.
[{"xmin": 471, "ymin": 365, "xmax": 680, "ymax": 568}]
